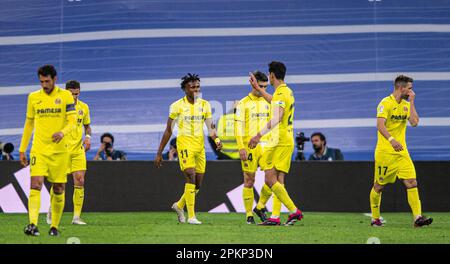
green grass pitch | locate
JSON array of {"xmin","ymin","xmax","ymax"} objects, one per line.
[{"xmin": 0, "ymin": 212, "xmax": 449, "ymax": 244}]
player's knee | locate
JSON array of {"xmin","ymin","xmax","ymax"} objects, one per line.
[
  {"xmin": 75, "ymin": 177, "xmax": 85, "ymax": 187},
  {"xmin": 52, "ymin": 184, "xmax": 65, "ymax": 194},
  {"xmin": 373, "ymin": 184, "xmax": 383, "ymax": 193},
  {"xmin": 30, "ymin": 182, "xmax": 43, "ymax": 190},
  {"xmin": 244, "ymin": 178, "xmax": 255, "ymax": 188}
]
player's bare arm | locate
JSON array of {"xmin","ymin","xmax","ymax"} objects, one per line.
[
  {"xmin": 83, "ymin": 124, "xmax": 92, "ymax": 151},
  {"xmin": 408, "ymin": 90, "xmax": 419, "ymax": 127},
  {"xmin": 205, "ymin": 118, "xmax": 222, "ymax": 151},
  {"xmin": 155, "ymin": 118, "xmax": 176, "ymax": 168},
  {"xmin": 248, "ymin": 105, "xmax": 284, "ymax": 149},
  {"xmin": 249, "ymin": 72, "xmax": 272, "ymax": 103},
  {"xmin": 377, "ymin": 117, "xmax": 403, "ymax": 152}
]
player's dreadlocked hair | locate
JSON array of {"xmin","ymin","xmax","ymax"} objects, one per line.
[{"xmin": 180, "ymin": 73, "xmax": 200, "ymax": 90}]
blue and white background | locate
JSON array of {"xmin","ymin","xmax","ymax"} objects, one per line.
[{"xmin": 1, "ymin": 0, "xmax": 450, "ymax": 160}]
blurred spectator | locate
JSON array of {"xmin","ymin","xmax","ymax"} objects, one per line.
[
  {"xmin": 162, "ymin": 137, "xmax": 178, "ymax": 161},
  {"xmin": 94, "ymin": 133, "xmax": 127, "ymax": 160},
  {"xmin": 308, "ymin": 132, "xmax": 344, "ymax": 161},
  {"xmin": 209, "ymin": 101, "xmax": 240, "ymax": 160},
  {"xmin": 0, "ymin": 141, "xmax": 14, "ymax": 160}
]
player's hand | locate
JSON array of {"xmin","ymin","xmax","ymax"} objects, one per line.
[
  {"xmin": 215, "ymin": 140, "xmax": 223, "ymax": 151},
  {"xmin": 248, "ymin": 133, "xmax": 261, "ymax": 149},
  {"xmin": 52, "ymin": 132, "xmax": 64, "ymax": 143},
  {"xmin": 249, "ymin": 72, "xmax": 260, "ymax": 91},
  {"xmin": 155, "ymin": 153, "xmax": 163, "ymax": 168},
  {"xmin": 390, "ymin": 139, "xmax": 404, "ymax": 152},
  {"xmin": 83, "ymin": 138, "xmax": 91, "ymax": 152},
  {"xmin": 19, "ymin": 152, "xmax": 28, "ymax": 167},
  {"xmin": 239, "ymin": 149, "xmax": 248, "ymax": 161},
  {"xmin": 407, "ymin": 89, "xmax": 416, "ymax": 102}
]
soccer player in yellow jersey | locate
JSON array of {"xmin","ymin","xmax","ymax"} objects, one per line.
[
  {"xmin": 249, "ymin": 61, "xmax": 303, "ymax": 226},
  {"xmin": 235, "ymin": 71, "xmax": 271, "ymax": 224},
  {"xmin": 47, "ymin": 80, "xmax": 91, "ymax": 226},
  {"xmin": 19, "ymin": 65, "xmax": 77, "ymax": 236},
  {"xmin": 370, "ymin": 75, "xmax": 432, "ymax": 227},
  {"xmin": 155, "ymin": 73, "xmax": 222, "ymax": 225}
]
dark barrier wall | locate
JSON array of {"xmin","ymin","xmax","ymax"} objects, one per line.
[{"xmin": 1, "ymin": 161, "xmax": 449, "ymax": 212}]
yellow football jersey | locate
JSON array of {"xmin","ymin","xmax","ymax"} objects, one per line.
[
  {"xmin": 235, "ymin": 92, "xmax": 271, "ymax": 149},
  {"xmin": 67, "ymin": 100, "xmax": 91, "ymax": 153},
  {"xmin": 169, "ymin": 96, "xmax": 212, "ymax": 151},
  {"xmin": 22, "ymin": 86, "xmax": 76, "ymax": 153},
  {"xmin": 375, "ymin": 94, "xmax": 411, "ymax": 154},
  {"xmin": 268, "ymin": 84, "xmax": 295, "ymax": 147}
]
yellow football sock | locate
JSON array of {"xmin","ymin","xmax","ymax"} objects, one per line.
[
  {"xmin": 51, "ymin": 192, "xmax": 65, "ymax": 229},
  {"xmin": 370, "ymin": 188, "xmax": 382, "ymax": 219},
  {"xmin": 256, "ymin": 184, "xmax": 272, "ymax": 210},
  {"xmin": 407, "ymin": 187, "xmax": 422, "ymax": 218},
  {"xmin": 176, "ymin": 189, "xmax": 199, "ymax": 209},
  {"xmin": 184, "ymin": 183, "xmax": 196, "ymax": 219},
  {"xmin": 176, "ymin": 193, "xmax": 185, "ymax": 209},
  {"xmin": 271, "ymin": 185, "xmax": 283, "ymax": 218},
  {"xmin": 28, "ymin": 189, "xmax": 41, "ymax": 225},
  {"xmin": 271, "ymin": 182, "xmax": 296, "ymax": 212},
  {"xmin": 243, "ymin": 187, "xmax": 254, "ymax": 217},
  {"xmin": 73, "ymin": 186, "xmax": 84, "ymax": 219}
]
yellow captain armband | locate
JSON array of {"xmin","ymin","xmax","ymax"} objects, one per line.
[
  {"xmin": 214, "ymin": 138, "xmax": 221, "ymax": 145},
  {"xmin": 388, "ymin": 136, "xmax": 395, "ymax": 142}
]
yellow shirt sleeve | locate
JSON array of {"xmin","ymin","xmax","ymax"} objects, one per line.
[
  {"xmin": 61, "ymin": 91, "xmax": 76, "ymax": 135},
  {"xmin": 272, "ymin": 92, "xmax": 286, "ymax": 109},
  {"xmin": 26, "ymin": 93, "xmax": 35, "ymax": 119},
  {"xmin": 234, "ymin": 101, "xmax": 245, "ymax": 149},
  {"xmin": 169, "ymin": 102, "xmax": 179, "ymax": 120},
  {"xmin": 204, "ymin": 101, "xmax": 212, "ymax": 119},
  {"xmin": 376, "ymin": 100, "xmax": 390, "ymax": 119},
  {"xmin": 83, "ymin": 103, "xmax": 91, "ymax": 125}
]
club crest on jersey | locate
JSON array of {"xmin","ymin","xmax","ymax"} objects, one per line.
[
  {"xmin": 265, "ymin": 105, "xmax": 269, "ymax": 110},
  {"xmin": 379, "ymin": 177, "xmax": 384, "ymax": 182},
  {"xmin": 78, "ymin": 109, "xmax": 84, "ymax": 116},
  {"xmin": 55, "ymin": 98, "xmax": 62, "ymax": 105},
  {"xmin": 403, "ymin": 106, "xmax": 408, "ymax": 112}
]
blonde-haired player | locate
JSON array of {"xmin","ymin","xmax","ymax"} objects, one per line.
[
  {"xmin": 20, "ymin": 65, "xmax": 77, "ymax": 236},
  {"xmin": 155, "ymin": 73, "xmax": 222, "ymax": 225},
  {"xmin": 47, "ymin": 80, "xmax": 91, "ymax": 225},
  {"xmin": 370, "ymin": 75, "xmax": 432, "ymax": 227}
]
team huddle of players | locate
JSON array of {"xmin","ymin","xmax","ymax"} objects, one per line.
[{"xmin": 19, "ymin": 61, "xmax": 432, "ymax": 236}]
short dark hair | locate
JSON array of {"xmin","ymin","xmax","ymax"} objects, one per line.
[
  {"xmin": 37, "ymin": 65, "xmax": 57, "ymax": 78},
  {"xmin": 181, "ymin": 73, "xmax": 200, "ymax": 90},
  {"xmin": 100, "ymin": 133, "xmax": 114, "ymax": 144},
  {"xmin": 394, "ymin": 75, "xmax": 413, "ymax": 89},
  {"xmin": 311, "ymin": 132, "xmax": 326, "ymax": 145},
  {"xmin": 268, "ymin": 61, "xmax": 286, "ymax": 80},
  {"xmin": 66, "ymin": 80, "xmax": 80, "ymax": 90},
  {"xmin": 253, "ymin": 71, "xmax": 268, "ymax": 82}
]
